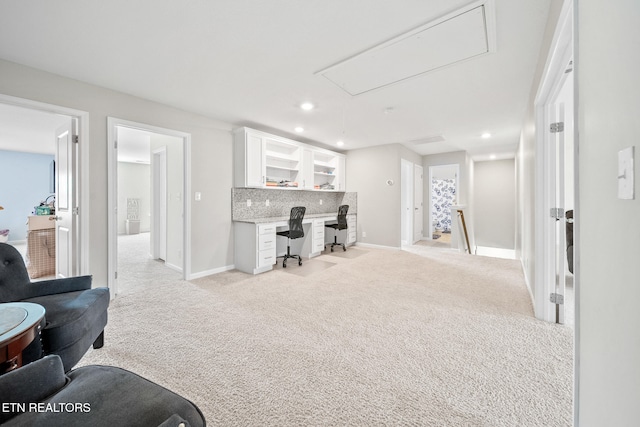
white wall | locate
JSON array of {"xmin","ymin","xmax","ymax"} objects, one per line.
[
  {"xmin": 578, "ymin": 0, "xmax": 640, "ymax": 424},
  {"xmin": 473, "ymin": 159, "xmax": 515, "ymax": 250},
  {"xmin": 117, "ymin": 162, "xmax": 150, "ymax": 234},
  {"xmin": 346, "ymin": 144, "xmax": 401, "ymax": 247},
  {"xmin": 0, "ymin": 58, "xmax": 234, "ymax": 286},
  {"xmin": 345, "ymin": 143, "xmax": 421, "ymax": 248}
]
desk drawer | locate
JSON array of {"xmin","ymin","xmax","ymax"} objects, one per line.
[
  {"xmin": 259, "ymin": 224, "xmax": 277, "ymax": 235},
  {"xmin": 313, "ymin": 240, "xmax": 324, "ymax": 253},
  {"xmin": 348, "ymin": 231, "xmax": 356, "ymax": 243},
  {"xmin": 258, "ymin": 233, "xmax": 276, "ymax": 251},
  {"xmin": 258, "ymin": 248, "xmax": 276, "ymax": 267}
]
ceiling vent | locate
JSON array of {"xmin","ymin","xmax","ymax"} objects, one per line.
[
  {"xmin": 407, "ymin": 135, "xmax": 446, "ymax": 145},
  {"xmin": 317, "ymin": 0, "xmax": 496, "ymax": 96}
]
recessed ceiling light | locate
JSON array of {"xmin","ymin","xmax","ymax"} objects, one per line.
[
  {"xmin": 300, "ymin": 102, "xmax": 314, "ymax": 111},
  {"xmin": 490, "ymin": 154, "xmax": 497, "ymax": 160},
  {"xmin": 295, "ymin": 127, "xmax": 304, "ymax": 133},
  {"xmin": 336, "ymin": 140, "xmax": 344, "ymax": 147},
  {"xmin": 481, "ymin": 132, "xmax": 491, "ymax": 139}
]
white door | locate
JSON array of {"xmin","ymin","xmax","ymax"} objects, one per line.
[
  {"xmin": 413, "ymin": 164, "xmax": 424, "ymax": 243},
  {"xmin": 401, "ymin": 160, "xmax": 413, "ymax": 245},
  {"xmin": 54, "ymin": 119, "xmax": 76, "ymax": 278},
  {"xmin": 152, "ymin": 148, "xmax": 168, "ymax": 261}
]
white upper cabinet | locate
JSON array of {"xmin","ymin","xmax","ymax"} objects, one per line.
[{"xmin": 234, "ymin": 127, "xmax": 345, "ymax": 191}]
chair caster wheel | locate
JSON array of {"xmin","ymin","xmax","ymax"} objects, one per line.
[
  {"xmin": 283, "ymin": 262, "xmax": 287, "ymax": 268},
  {"xmin": 298, "ymin": 259, "xmax": 302, "ymax": 266},
  {"xmin": 343, "ymin": 246, "xmax": 346, "ymax": 251},
  {"xmin": 330, "ymin": 247, "xmax": 334, "ymax": 252}
]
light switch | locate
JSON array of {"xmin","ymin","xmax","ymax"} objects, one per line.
[
  {"xmin": 194, "ymin": 192, "xmax": 202, "ymax": 201},
  {"xmin": 265, "ymin": 199, "xmax": 270, "ymax": 206},
  {"xmin": 319, "ymin": 199, "xmax": 323, "ymax": 205},
  {"xmin": 247, "ymin": 199, "xmax": 251, "ymax": 207},
  {"xmin": 618, "ymin": 146, "xmax": 634, "ymax": 200}
]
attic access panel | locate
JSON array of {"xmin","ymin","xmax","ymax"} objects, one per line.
[{"xmin": 318, "ymin": 3, "xmax": 495, "ymax": 96}]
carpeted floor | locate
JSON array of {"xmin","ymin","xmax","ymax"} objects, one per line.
[{"xmin": 79, "ymin": 233, "xmax": 573, "ymax": 426}]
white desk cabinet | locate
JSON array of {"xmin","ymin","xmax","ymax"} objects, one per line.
[
  {"xmin": 234, "ymin": 222, "xmax": 277, "ymax": 274},
  {"xmin": 347, "ymin": 214, "xmax": 357, "ymax": 245},
  {"xmin": 234, "ymin": 213, "xmax": 356, "ymax": 274},
  {"xmin": 312, "ymin": 219, "xmax": 325, "ymax": 254}
]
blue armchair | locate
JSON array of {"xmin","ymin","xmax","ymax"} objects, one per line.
[{"xmin": 0, "ymin": 243, "xmax": 109, "ymax": 371}]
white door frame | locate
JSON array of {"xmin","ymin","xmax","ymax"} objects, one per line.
[
  {"xmin": 0, "ymin": 93, "xmax": 89, "ymax": 276},
  {"xmin": 107, "ymin": 117, "xmax": 192, "ymax": 297},
  {"xmin": 533, "ymin": 0, "xmax": 574, "ymax": 323},
  {"xmin": 428, "ymin": 164, "xmax": 460, "ymax": 240},
  {"xmin": 151, "ymin": 147, "xmax": 168, "ymax": 261},
  {"xmin": 533, "ymin": 0, "xmax": 578, "ymax": 424}
]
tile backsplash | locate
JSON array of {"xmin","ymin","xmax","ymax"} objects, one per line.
[{"xmin": 232, "ymin": 188, "xmax": 357, "ymax": 220}]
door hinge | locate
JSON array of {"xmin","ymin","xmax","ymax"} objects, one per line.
[
  {"xmin": 114, "ymin": 140, "xmax": 118, "ymax": 149},
  {"xmin": 73, "ymin": 135, "xmax": 79, "ymax": 143},
  {"xmin": 550, "ymin": 122, "xmax": 564, "ymax": 133},
  {"xmin": 550, "ymin": 293, "xmax": 564, "ymax": 304},
  {"xmin": 115, "ymin": 271, "xmax": 118, "ymax": 280},
  {"xmin": 550, "ymin": 207, "xmax": 565, "ymax": 220},
  {"xmin": 73, "ymin": 207, "xmax": 79, "ymax": 215}
]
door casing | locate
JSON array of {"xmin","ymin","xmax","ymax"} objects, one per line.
[
  {"xmin": 107, "ymin": 117, "xmax": 192, "ymax": 298},
  {"xmin": 0, "ymin": 94, "xmax": 89, "ymax": 277}
]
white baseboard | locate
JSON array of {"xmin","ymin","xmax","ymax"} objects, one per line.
[
  {"xmin": 475, "ymin": 246, "xmax": 516, "ymax": 259},
  {"xmin": 520, "ymin": 257, "xmax": 535, "ymax": 307},
  {"xmin": 165, "ymin": 262, "xmax": 183, "ymax": 273},
  {"xmin": 355, "ymin": 242, "xmax": 401, "ymax": 251},
  {"xmin": 188, "ymin": 264, "xmax": 235, "ymax": 280}
]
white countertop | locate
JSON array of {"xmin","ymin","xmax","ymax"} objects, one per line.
[{"xmin": 233, "ymin": 213, "xmax": 343, "ymax": 224}]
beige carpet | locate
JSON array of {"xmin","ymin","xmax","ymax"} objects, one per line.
[{"xmin": 79, "ymin": 234, "xmax": 573, "ymax": 426}]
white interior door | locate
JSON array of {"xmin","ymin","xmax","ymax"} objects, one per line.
[
  {"xmin": 413, "ymin": 164, "xmax": 424, "ymax": 243},
  {"xmin": 401, "ymin": 160, "xmax": 413, "ymax": 245},
  {"xmin": 54, "ymin": 119, "xmax": 76, "ymax": 278}
]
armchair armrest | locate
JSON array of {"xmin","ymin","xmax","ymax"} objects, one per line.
[
  {"xmin": 0, "ymin": 355, "xmax": 67, "ymax": 424},
  {"xmin": 20, "ymin": 275, "xmax": 93, "ymax": 300}
]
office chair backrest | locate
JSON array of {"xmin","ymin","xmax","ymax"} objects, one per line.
[
  {"xmin": 288, "ymin": 206, "xmax": 306, "ymax": 239},
  {"xmin": 336, "ymin": 205, "xmax": 349, "ymax": 229}
]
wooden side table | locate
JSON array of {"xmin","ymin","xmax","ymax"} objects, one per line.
[{"xmin": 0, "ymin": 302, "xmax": 45, "ymax": 374}]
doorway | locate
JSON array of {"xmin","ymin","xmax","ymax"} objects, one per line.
[
  {"xmin": 107, "ymin": 118, "xmax": 191, "ymax": 297},
  {"xmin": 0, "ymin": 95, "xmax": 89, "ymax": 277},
  {"xmin": 428, "ymin": 164, "xmax": 459, "ymax": 246},
  {"xmin": 534, "ymin": 0, "xmax": 575, "ymax": 326}
]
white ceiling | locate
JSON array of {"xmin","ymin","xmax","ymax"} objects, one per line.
[{"xmin": 0, "ymin": 0, "xmax": 551, "ymax": 161}]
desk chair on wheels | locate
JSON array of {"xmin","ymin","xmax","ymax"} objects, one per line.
[
  {"xmin": 325, "ymin": 204, "xmax": 349, "ymax": 252},
  {"xmin": 277, "ymin": 206, "xmax": 306, "ymax": 268}
]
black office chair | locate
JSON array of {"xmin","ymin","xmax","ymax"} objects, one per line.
[
  {"xmin": 325, "ymin": 204, "xmax": 349, "ymax": 252},
  {"xmin": 277, "ymin": 206, "xmax": 306, "ymax": 268}
]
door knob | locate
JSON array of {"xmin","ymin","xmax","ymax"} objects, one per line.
[{"xmin": 49, "ymin": 216, "xmax": 62, "ymax": 221}]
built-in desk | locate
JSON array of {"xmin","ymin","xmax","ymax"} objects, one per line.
[{"xmin": 234, "ymin": 213, "xmax": 356, "ymax": 274}]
